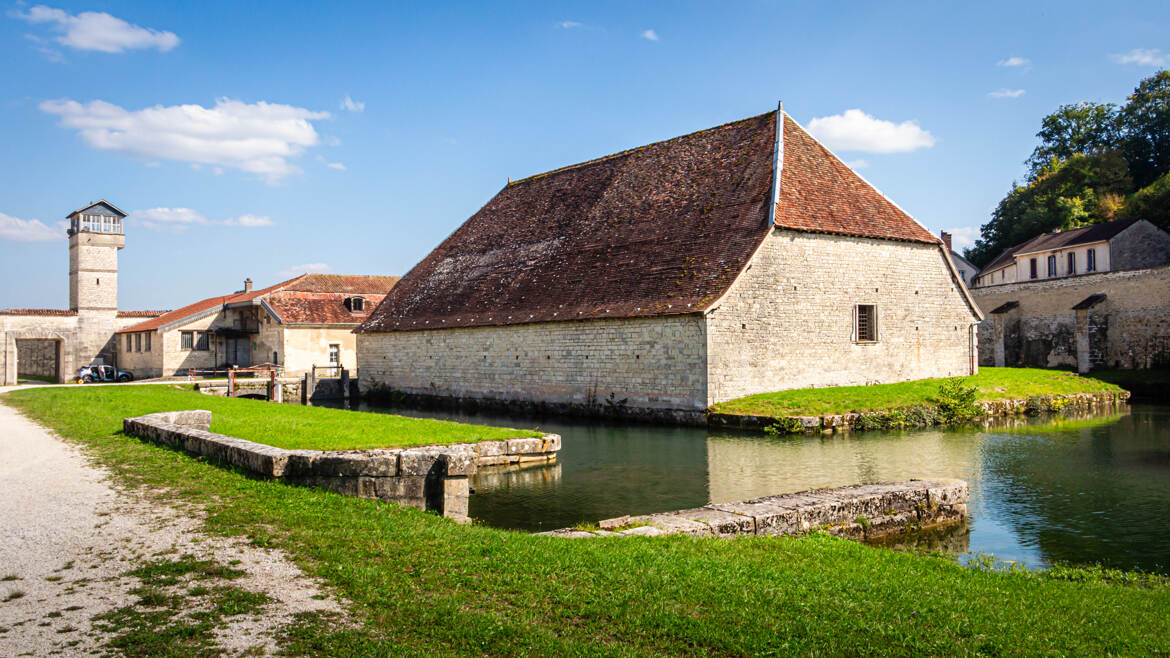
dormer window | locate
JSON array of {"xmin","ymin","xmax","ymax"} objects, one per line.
[{"xmin": 345, "ymin": 296, "xmax": 365, "ymax": 312}]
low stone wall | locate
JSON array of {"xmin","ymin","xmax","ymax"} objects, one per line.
[
  {"xmin": 123, "ymin": 410, "xmax": 560, "ymax": 521},
  {"xmin": 707, "ymin": 390, "xmax": 1128, "ymax": 433},
  {"xmin": 541, "ymin": 479, "xmax": 967, "ymax": 541}
]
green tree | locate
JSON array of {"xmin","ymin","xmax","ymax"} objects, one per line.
[
  {"xmin": 966, "ymin": 150, "xmax": 1132, "ymax": 267},
  {"xmin": 1118, "ymin": 170, "xmax": 1170, "ymax": 231},
  {"xmin": 1120, "ymin": 70, "xmax": 1170, "ymax": 187},
  {"xmin": 1026, "ymin": 102, "xmax": 1120, "ymax": 178}
]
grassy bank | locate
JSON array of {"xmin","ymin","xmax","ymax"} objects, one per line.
[
  {"xmin": 3, "ymin": 386, "xmax": 1169, "ymax": 655},
  {"xmin": 11, "ymin": 385, "xmax": 539, "ymax": 450},
  {"xmin": 711, "ymin": 367, "xmax": 1125, "ymax": 418}
]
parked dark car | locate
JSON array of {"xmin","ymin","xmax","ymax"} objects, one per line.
[{"xmin": 78, "ymin": 365, "xmax": 133, "ymax": 383}]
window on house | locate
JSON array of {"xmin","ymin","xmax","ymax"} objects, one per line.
[
  {"xmin": 1047, "ymin": 255, "xmax": 1057, "ymax": 277},
  {"xmin": 1030, "ymin": 258, "xmax": 1038, "ymax": 279},
  {"xmin": 181, "ymin": 331, "xmax": 194, "ymax": 350},
  {"xmin": 195, "ymin": 332, "xmax": 209, "ymax": 351},
  {"xmin": 145, "ymin": 332, "xmax": 151, "ymax": 352},
  {"xmin": 135, "ymin": 334, "xmax": 142, "ymax": 352},
  {"xmin": 1087, "ymin": 249, "xmax": 1097, "ymax": 272},
  {"xmin": 855, "ymin": 304, "xmax": 878, "ymax": 342},
  {"xmin": 1067, "ymin": 252, "xmax": 1076, "ymax": 275},
  {"xmin": 126, "ymin": 334, "xmax": 133, "ymax": 352},
  {"xmin": 328, "ymin": 344, "xmax": 340, "ymax": 365}
]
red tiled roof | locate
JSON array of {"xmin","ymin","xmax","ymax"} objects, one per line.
[
  {"xmin": 264, "ymin": 291, "xmax": 389, "ymax": 324},
  {"xmin": 0, "ymin": 309, "xmax": 78, "ymax": 316},
  {"xmin": 117, "ymin": 310, "xmax": 169, "ymax": 318},
  {"xmin": 116, "ymin": 274, "xmax": 398, "ymax": 333},
  {"xmin": 776, "ymin": 116, "xmax": 937, "ymax": 243},
  {"xmin": 359, "ymin": 109, "xmax": 940, "ymax": 333},
  {"xmin": 280, "ymin": 274, "xmax": 399, "ymax": 294}
]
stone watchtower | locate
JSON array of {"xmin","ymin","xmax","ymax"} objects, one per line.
[
  {"xmin": 67, "ymin": 200, "xmax": 126, "ymax": 367},
  {"xmin": 68, "ymin": 201, "xmax": 126, "ymax": 313}
]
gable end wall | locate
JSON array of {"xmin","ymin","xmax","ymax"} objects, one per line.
[{"xmin": 704, "ymin": 229, "xmax": 978, "ymax": 405}]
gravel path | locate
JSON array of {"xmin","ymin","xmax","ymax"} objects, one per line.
[{"xmin": 0, "ymin": 391, "xmax": 345, "ymax": 656}]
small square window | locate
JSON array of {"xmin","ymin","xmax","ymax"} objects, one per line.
[
  {"xmin": 181, "ymin": 331, "xmax": 194, "ymax": 350},
  {"xmin": 195, "ymin": 332, "xmax": 209, "ymax": 351},
  {"xmin": 856, "ymin": 304, "xmax": 878, "ymax": 342}
]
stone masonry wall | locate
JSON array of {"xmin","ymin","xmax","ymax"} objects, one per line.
[
  {"xmin": 1111, "ymin": 220, "xmax": 1170, "ymax": 272},
  {"xmin": 357, "ymin": 315, "xmax": 708, "ymax": 416},
  {"xmin": 542, "ymin": 479, "xmax": 968, "ymax": 541},
  {"xmin": 123, "ymin": 410, "xmax": 561, "ymax": 522},
  {"xmin": 972, "ymin": 265, "xmax": 1170, "ymax": 370},
  {"xmin": 705, "ymin": 230, "xmax": 980, "ymax": 405}
]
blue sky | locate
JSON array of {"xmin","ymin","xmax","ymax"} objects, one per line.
[{"xmin": 1, "ymin": 1, "xmax": 1168, "ymax": 310}]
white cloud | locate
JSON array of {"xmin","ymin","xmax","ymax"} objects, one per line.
[
  {"xmin": 1112, "ymin": 48, "xmax": 1170, "ymax": 67},
  {"xmin": 277, "ymin": 262, "xmax": 331, "ymax": 278},
  {"xmin": 641, "ymin": 29, "xmax": 659, "ymax": 41},
  {"xmin": 806, "ymin": 109, "xmax": 936, "ymax": 154},
  {"xmin": 944, "ymin": 226, "xmax": 980, "ymax": 251},
  {"xmin": 557, "ymin": 20, "xmax": 582, "ymax": 29},
  {"xmin": 845, "ymin": 159, "xmax": 870, "ymax": 170},
  {"xmin": 0, "ymin": 212, "xmax": 64, "ymax": 242},
  {"xmin": 989, "ymin": 88, "xmax": 1026, "ymax": 99},
  {"xmin": 40, "ymin": 97, "xmax": 330, "ymax": 183},
  {"xmin": 223, "ymin": 213, "xmax": 275, "ymax": 227},
  {"xmin": 16, "ymin": 5, "xmax": 179, "ymax": 53},
  {"xmin": 340, "ymin": 95, "xmax": 364, "ymax": 112},
  {"xmin": 129, "ymin": 207, "xmax": 275, "ymax": 232},
  {"xmin": 996, "ymin": 56, "xmax": 1030, "ymax": 68},
  {"xmin": 326, "ymin": 162, "xmax": 346, "ymax": 170}
]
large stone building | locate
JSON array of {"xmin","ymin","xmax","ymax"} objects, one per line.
[
  {"xmin": 116, "ymin": 274, "xmax": 398, "ymax": 378},
  {"xmin": 1, "ymin": 201, "xmax": 164, "ymax": 384},
  {"xmin": 356, "ymin": 106, "xmax": 983, "ymax": 420}
]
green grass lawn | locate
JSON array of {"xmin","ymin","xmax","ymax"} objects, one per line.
[
  {"xmin": 711, "ymin": 367, "xmax": 1126, "ymax": 417},
  {"xmin": 3, "ymin": 385, "xmax": 1169, "ymax": 655},
  {"xmin": 6, "ymin": 385, "xmax": 539, "ymax": 450}
]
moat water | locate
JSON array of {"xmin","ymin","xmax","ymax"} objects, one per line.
[{"xmin": 356, "ymin": 401, "xmax": 1170, "ymax": 573}]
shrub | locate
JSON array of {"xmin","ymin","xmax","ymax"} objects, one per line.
[
  {"xmin": 854, "ymin": 410, "xmax": 908, "ymax": 431},
  {"xmin": 933, "ymin": 378, "xmax": 980, "ymax": 422},
  {"xmin": 763, "ymin": 417, "xmax": 805, "ymax": 436},
  {"xmin": 902, "ymin": 404, "xmax": 942, "ymax": 427}
]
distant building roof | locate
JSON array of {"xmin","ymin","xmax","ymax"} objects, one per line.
[
  {"xmin": 67, "ymin": 200, "xmax": 126, "ymax": 218},
  {"xmin": 264, "ymin": 291, "xmax": 390, "ymax": 324},
  {"xmin": 0, "ymin": 308, "xmax": 78, "ymax": 317},
  {"xmin": 117, "ymin": 310, "xmax": 169, "ymax": 318},
  {"xmin": 1013, "ymin": 218, "xmax": 1142, "ymax": 256},
  {"xmin": 359, "ymin": 109, "xmax": 940, "ymax": 333},
  {"xmin": 116, "ymin": 274, "xmax": 397, "ymax": 333}
]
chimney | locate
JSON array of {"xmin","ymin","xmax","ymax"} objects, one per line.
[
  {"xmin": 940, "ymin": 231, "xmax": 952, "ymax": 251},
  {"xmin": 244, "ymin": 278, "xmax": 253, "ymax": 293}
]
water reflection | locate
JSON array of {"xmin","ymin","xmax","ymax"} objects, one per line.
[{"xmin": 357, "ymin": 401, "xmax": 1169, "ymax": 573}]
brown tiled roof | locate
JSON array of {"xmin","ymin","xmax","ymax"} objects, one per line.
[
  {"xmin": 264, "ymin": 292, "xmax": 388, "ymax": 324},
  {"xmin": 775, "ymin": 117, "xmax": 937, "ymax": 243},
  {"xmin": 116, "ymin": 274, "xmax": 398, "ymax": 333},
  {"xmin": 1011, "ymin": 218, "xmax": 1141, "ymax": 256},
  {"xmin": 358, "ymin": 109, "xmax": 940, "ymax": 333},
  {"xmin": 117, "ymin": 310, "xmax": 168, "ymax": 318},
  {"xmin": 0, "ymin": 309, "xmax": 78, "ymax": 316},
  {"xmin": 280, "ymin": 274, "xmax": 398, "ymax": 294}
]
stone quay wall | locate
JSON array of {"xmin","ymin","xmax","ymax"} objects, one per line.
[
  {"xmin": 971, "ymin": 265, "xmax": 1170, "ymax": 371},
  {"xmin": 542, "ymin": 479, "xmax": 968, "ymax": 541},
  {"xmin": 123, "ymin": 410, "xmax": 560, "ymax": 521},
  {"xmin": 708, "ymin": 390, "xmax": 1129, "ymax": 433}
]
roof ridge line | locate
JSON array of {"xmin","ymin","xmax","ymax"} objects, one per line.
[{"xmin": 506, "ymin": 110, "xmax": 776, "ymax": 187}]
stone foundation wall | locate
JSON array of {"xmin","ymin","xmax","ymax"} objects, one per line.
[
  {"xmin": 123, "ymin": 410, "xmax": 560, "ymax": 521},
  {"xmin": 971, "ymin": 265, "xmax": 1170, "ymax": 370},
  {"xmin": 542, "ymin": 479, "xmax": 968, "ymax": 540},
  {"xmin": 708, "ymin": 390, "xmax": 1129, "ymax": 433}
]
